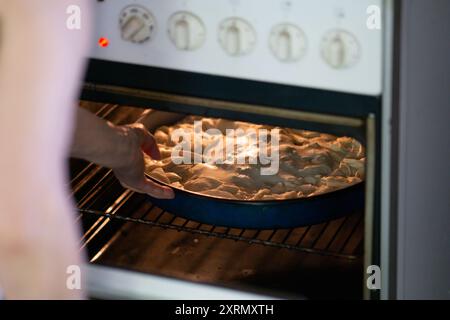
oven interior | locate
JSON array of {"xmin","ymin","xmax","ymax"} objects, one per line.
[{"xmin": 73, "ymin": 101, "xmax": 365, "ymax": 299}]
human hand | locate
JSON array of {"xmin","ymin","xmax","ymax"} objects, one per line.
[{"xmin": 112, "ymin": 123, "xmax": 174, "ymax": 199}]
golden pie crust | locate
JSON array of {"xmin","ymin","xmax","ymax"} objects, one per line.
[{"xmin": 145, "ymin": 116, "xmax": 365, "ymax": 201}]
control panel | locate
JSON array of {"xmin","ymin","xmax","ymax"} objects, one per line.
[{"xmin": 91, "ymin": 0, "xmax": 383, "ymax": 95}]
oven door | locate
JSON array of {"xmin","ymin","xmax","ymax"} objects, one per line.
[{"xmin": 73, "ymin": 100, "xmax": 369, "ymax": 300}]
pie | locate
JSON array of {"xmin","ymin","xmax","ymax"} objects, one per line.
[{"xmin": 144, "ymin": 116, "xmax": 365, "ymax": 201}]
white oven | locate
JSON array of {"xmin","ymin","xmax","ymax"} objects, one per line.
[{"xmin": 76, "ymin": 0, "xmax": 450, "ymax": 300}]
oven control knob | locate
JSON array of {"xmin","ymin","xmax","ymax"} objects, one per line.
[
  {"xmin": 218, "ymin": 18, "xmax": 256, "ymax": 56},
  {"xmin": 269, "ymin": 23, "xmax": 307, "ymax": 62},
  {"xmin": 168, "ymin": 11, "xmax": 206, "ymax": 51},
  {"xmin": 119, "ymin": 6, "xmax": 156, "ymax": 43},
  {"xmin": 321, "ymin": 29, "xmax": 360, "ymax": 69}
]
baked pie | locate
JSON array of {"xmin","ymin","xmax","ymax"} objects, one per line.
[{"xmin": 145, "ymin": 116, "xmax": 365, "ymax": 201}]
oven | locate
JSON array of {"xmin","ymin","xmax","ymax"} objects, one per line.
[{"xmin": 74, "ymin": 0, "xmax": 391, "ymax": 300}]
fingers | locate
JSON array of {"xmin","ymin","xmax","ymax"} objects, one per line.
[
  {"xmin": 118, "ymin": 176, "xmax": 175, "ymax": 199},
  {"xmin": 133, "ymin": 124, "xmax": 161, "ymax": 160},
  {"xmin": 140, "ymin": 177, "xmax": 175, "ymax": 199},
  {"xmin": 141, "ymin": 133, "xmax": 161, "ymax": 160},
  {"xmin": 115, "ymin": 124, "xmax": 173, "ymax": 199}
]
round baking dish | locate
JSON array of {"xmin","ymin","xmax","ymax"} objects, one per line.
[
  {"xmin": 141, "ymin": 111, "xmax": 365, "ymax": 229},
  {"xmin": 145, "ymin": 175, "xmax": 364, "ymax": 229}
]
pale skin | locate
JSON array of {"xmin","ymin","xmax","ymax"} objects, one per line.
[
  {"xmin": 72, "ymin": 108, "xmax": 174, "ymax": 199},
  {"xmin": 0, "ymin": 1, "xmax": 172, "ymax": 299}
]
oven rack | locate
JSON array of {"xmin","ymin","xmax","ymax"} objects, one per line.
[{"xmin": 76, "ymin": 182, "xmax": 363, "ymax": 260}]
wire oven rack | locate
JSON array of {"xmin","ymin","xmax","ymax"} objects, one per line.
[
  {"xmin": 78, "ymin": 204, "xmax": 363, "ymax": 259},
  {"xmin": 73, "ymin": 102, "xmax": 364, "ymax": 261}
]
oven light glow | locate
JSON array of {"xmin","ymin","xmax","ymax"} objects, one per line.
[{"xmin": 98, "ymin": 37, "xmax": 109, "ymax": 48}]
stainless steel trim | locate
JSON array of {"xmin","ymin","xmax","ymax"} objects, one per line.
[
  {"xmin": 380, "ymin": 0, "xmax": 395, "ymax": 300},
  {"xmin": 85, "ymin": 264, "xmax": 279, "ymax": 300},
  {"xmin": 84, "ymin": 83, "xmax": 364, "ymax": 128},
  {"xmin": 363, "ymin": 114, "xmax": 376, "ymax": 300}
]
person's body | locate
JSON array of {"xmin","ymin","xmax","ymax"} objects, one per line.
[{"xmin": 0, "ymin": 1, "xmax": 172, "ymax": 299}]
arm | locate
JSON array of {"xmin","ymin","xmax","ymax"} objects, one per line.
[
  {"xmin": 0, "ymin": 1, "xmax": 90, "ymax": 299},
  {"xmin": 71, "ymin": 108, "xmax": 174, "ymax": 198}
]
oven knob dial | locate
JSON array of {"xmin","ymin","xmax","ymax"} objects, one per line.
[
  {"xmin": 168, "ymin": 11, "xmax": 206, "ymax": 51},
  {"xmin": 269, "ymin": 23, "xmax": 307, "ymax": 62},
  {"xmin": 218, "ymin": 18, "xmax": 256, "ymax": 56},
  {"xmin": 321, "ymin": 29, "xmax": 360, "ymax": 69},
  {"xmin": 119, "ymin": 6, "xmax": 156, "ymax": 43}
]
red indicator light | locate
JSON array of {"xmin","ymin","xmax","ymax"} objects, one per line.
[{"xmin": 98, "ymin": 37, "xmax": 109, "ymax": 48}]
